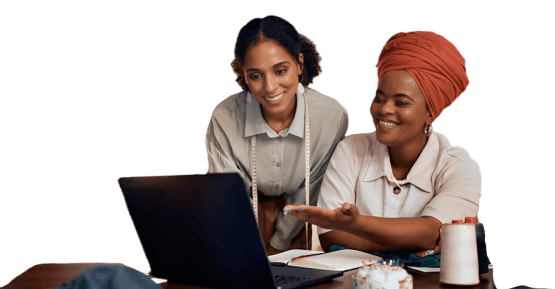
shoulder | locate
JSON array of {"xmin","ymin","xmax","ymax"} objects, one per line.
[
  {"xmin": 335, "ymin": 133, "xmax": 377, "ymax": 157},
  {"xmin": 208, "ymin": 91, "xmax": 247, "ymax": 139},
  {"xmin": 433, "ymin": 132, "xmax": 480, "ymax": 177},
  {"xmin": 435, "ymin": 133, "xmax": 475, "ymax": 163},
  {"xmin": 342, "ymin": 133, "xmax": 374, "ymax": 145},
  {"xmin": 211, "ymin": 91, "xmax": 248, "ymax": 121},
  {"xmin": 304, "ymin": 87, "xmax": 348, "ymax": 119}
]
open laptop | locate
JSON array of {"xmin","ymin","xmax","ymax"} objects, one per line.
[{"xmin": 118, "ymin": 173, "xmax": 342, "ymax": 289}]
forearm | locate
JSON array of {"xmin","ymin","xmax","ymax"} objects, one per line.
[
  {"xmin": 319, "ymin": 230, "xmax": 392, "ymax": 252},
  {"xmin": 345, "ymin": 215, "xmax": 441, "ymax": 251}
]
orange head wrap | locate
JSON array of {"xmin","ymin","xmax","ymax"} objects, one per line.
[{"xmin": 376, "ymin": 31, "xmax": 469, "ymax": 120}]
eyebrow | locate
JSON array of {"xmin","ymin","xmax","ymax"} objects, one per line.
[
  {"xmin": 376, "ymin": 89, "xmax": 414, "ymax": 101},
  {"xmin": 246, "ymin": 61, "xmax": 290, "ymax": 72}
]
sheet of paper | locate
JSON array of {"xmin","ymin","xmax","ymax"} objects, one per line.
[
  {"xmin": 406, "ymin": 266, "xmax": 441, "ymax": 273},
  {"xmin": 289, "ymin": 249, "xmax": 382, "ymax": 271},
  {"xmin": 267, "ymin": 249, "xmax": 322, "ymax": 263},
  {"xmin": 407, "ymin": 263, "xmax": 493, "ymax": 273}
]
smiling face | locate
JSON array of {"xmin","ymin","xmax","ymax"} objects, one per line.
[
  {"xmin": 243, "ymin": 39, "xmax": 303, "ymax": 121},
  {"xmin": 371, "ymin": 70, "xmax": 432, "ymax": 149}
]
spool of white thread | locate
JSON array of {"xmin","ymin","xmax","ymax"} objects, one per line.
[{"xmin": 439, "ymin": 223, "xmax": 479, "ymax": 285}]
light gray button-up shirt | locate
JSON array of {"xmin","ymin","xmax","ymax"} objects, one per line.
[{"xmin": 206, "ymin": 84, "xmax": 348, "ymax": 250}]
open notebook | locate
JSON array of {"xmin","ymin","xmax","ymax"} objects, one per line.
[{"xmin": 270, "ymin": 249, "xmax": 382, "ymax": 271}]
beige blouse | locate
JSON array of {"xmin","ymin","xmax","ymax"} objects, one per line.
[{"xmin": 317, "ymin": 132, "xmax": 481, "ymax": 235}]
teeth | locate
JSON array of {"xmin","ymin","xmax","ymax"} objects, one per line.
[
  {"xmin": 264, "ymin": 92, "xmax": 284, "ymax": 102},
  {"xmin": 379, "ymin": 120, "xmax": 398, "ymax": 127}
]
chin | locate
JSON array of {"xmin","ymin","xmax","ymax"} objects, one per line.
[
  {"xmin": 375, "ymin": 132, "xmax": 396, "ymax": 147},
  {"xmin": 375, "ymin": 132, "xmax": 388, "ymax": 145}
]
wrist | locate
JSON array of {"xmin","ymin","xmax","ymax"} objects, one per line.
[{"xmin": 344, "ymin": 213, "xmax": 364, "ymax": 235}]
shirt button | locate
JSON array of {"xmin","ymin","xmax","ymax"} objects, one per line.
[
  {"xmin": 393, "ymin": 186, "xmax": 401, "ymax": 194},
  {"xmin": 276, "ymin": 163, "xmax": 281, "ymax": 167}
]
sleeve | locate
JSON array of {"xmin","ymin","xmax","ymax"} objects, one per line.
[
  {"xmin": 270, "ymin": 112, "xmax": 349, "ymax": 250},
  {"xmin": 316, "ymin": 136, "xmax": 359, "ymax": 235},
  {"xmin": 205, "ymin": 115, "xmax": 245, "ymax": 178},
  {"xmin": 420, "ymin": 155, "xmax": 482, "ymax": 224}
]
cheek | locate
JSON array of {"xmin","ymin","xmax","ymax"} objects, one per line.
[
  {"xmin": 412, "ymin": 107, "xmax": 430, "ymax": 125},
  {"xmin": 369, "ymin": 104, "xmax": 378, "ymax": 118},
  {"xmin": 399, "ymin": 109, "xmax": 426, "ymax": 128},
  {"xmin": 246, "ymin": 81, "xmax": 261, "ymax": 94},
  {"xmin": 286, "ymin": 72, "xmax": 299, "ymax": 87}
]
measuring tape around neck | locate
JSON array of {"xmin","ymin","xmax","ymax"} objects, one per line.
[{"xmin": 251, "ymin": 89, "xmax": 310, "ymax": 250}]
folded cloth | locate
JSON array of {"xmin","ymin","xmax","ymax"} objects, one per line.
[
  {"xmin": 403, "ymin": 253, "xmax": 441, "ymax": 268},
  {"xmin": 54, "ymin": 265, "xmax": 161, "ymax": 289}
]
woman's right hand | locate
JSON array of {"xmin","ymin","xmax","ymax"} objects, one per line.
[
  {"xmin": 283, "ymin": 202, "xmax": 360, "ymax": 230},
  {"xmin": 414, "ymin": 226, "xmax": 442, "ymax": 257}
]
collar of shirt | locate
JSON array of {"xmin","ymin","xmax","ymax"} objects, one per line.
[
  {"xmin": 244, "ymin": 84, "xmax": 305, "ymax": 139},
  {"xmin": 361, "ymin": 133, "xmax": 440, "ymax": 193}
]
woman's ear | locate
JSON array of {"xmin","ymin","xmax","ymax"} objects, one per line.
[
  {"xmin": 297, "ymin": 53, "xmax": 304, "ymax": 76},
  {"xmin": 425, "ymin": 114, "xmax": 433, "ymax": 135},
  {"xmin": 231, "ymin": 58, "xmax": 249, "ymax": 88}
]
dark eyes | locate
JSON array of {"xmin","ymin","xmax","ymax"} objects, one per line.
[
  {"xmin": 373, "ymin": 96, "xmax": 409, "ymax": 106},
  {"xmin": 373, "ymin": 96, "xmax": 385, "ymax": 103},
  {"xmin": 249, "ymin": 69, "xmax": 288, "ymax": 80}
]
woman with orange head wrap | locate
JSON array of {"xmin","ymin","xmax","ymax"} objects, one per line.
[{"xmin": 285, "ymin": 32, "xmax": 480, "ymax": 255}]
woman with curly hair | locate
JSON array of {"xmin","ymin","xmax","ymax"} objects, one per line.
[
  {"xmin": 285, "ymin": 31, "xmax": 481, "ymax": 257},
  {"xmin": 205, "ymin": 15, "xmax": 348, "ymax": 255}
]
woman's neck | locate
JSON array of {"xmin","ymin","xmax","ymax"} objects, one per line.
[
  {"xmin": 261, "ymin": 97, "xmax": 297, "ymax": 133},
  {"xmin": 388, "ymin": 134, "xmax": 429, "ymax": 180}
]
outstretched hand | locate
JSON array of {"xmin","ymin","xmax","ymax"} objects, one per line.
[{"xmin": 283, "ymin": 202, "xmax": 361, "ymax": 230}]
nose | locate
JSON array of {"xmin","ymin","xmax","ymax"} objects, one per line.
[
  {"xmin": 263, "ymin": 74, "xmax": 278, "ymax": 94},
  {"xmin": 379, "ymin": 99, "xmax": 396, "ymax": 115}
]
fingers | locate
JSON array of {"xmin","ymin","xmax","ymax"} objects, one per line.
[
  {"xmin": 283, "ymin": 205, "xmax": 309, "ymax": 216},
  {"xmin": 341, "ymin": 203, "xmax": 352, "ymax": 215},
  {"xmin": 415, "ymin": 250, "xmax": 431, "ymax": 258},
  {"xmin": 340, "ymin": 202, "xmax": 359, "ymax": 217},
  {"xmin": 432, "ymin": 245, "xmax": 440, "ymax": 255},
  {"xmin": 415, "ymin": 227, "xmax": 442, "ymax": 258},
  {"xmin": 283, "ymin": 204, "xmax": 356, "ymax": 230},
  {"xmin": 283, "ymin": 205, "xmax": 336, "ymax": 229},
  {"xmin": 434, "ymin": 227, "xmax": 442, "ymax": 254}
]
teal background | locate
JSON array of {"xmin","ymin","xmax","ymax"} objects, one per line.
[{"xmin": 0, "ymin": 1, "xmax": 555, "ymax": 288}]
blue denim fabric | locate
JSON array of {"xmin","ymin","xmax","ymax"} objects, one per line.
[{"xmin": 54, "ymin": 265, "xmax": 161, "ymax": 289}]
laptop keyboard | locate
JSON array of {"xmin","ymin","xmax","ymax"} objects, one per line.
[{"xmin": 274, "ymin": 274, "xmax": 309, "ymax": 286}]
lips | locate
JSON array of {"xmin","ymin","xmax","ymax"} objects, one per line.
[{"xmin": 264, "ymin": 92, "xmax": 285, "ymax": 102}]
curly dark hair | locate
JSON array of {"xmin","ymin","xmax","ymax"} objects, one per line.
[{"xmin": 232, "ymin": 15, "xmax": 322, "ymax": 92}]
